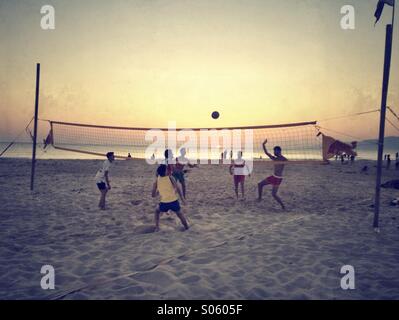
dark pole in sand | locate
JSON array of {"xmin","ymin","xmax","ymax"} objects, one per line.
[
  {"xmin": 374, "ymin": 24, "xmax": 393, "ymax": 231},
  {"xmin": 30, "ymin": 63, "xmax": 40, "ymax": 191}
]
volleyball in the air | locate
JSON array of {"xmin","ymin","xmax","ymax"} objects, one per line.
[{"xmin": 211, "ymin": 111, "xmax": 220, "ymax": 119}]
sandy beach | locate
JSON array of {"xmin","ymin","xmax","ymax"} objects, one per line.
[{"xmin": 0, "ymin": 158, "xmax": 398, "ymax": 300}]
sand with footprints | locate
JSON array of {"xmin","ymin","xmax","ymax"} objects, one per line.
[{"xmin": 0, "ymin": 158, "xmax": 399, "ymax": 299}]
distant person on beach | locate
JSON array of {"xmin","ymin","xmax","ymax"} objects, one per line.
[
  {"xmin": 127, "ymin": 153, "xmax": 132, "ymax": 159},
  {"xmin": 95, "ymin": 152, "xmax": 115, "ymax": 210},
  {"xmin": 350, "ymin": 155, "xmax": 355, "ymax": 164},
  {"xmin": 387, "ymin": 154, "xmax": 391, "ymax": 169},
  {"xmin": 152, "ymin": 164, "xmax": 189, "ymax": 232},
  {"xmin": 173, "ymin": 148, "xmax": 198, "ymax": 199},
  {"xmin": 340, "ymin": 154, "xmax": 344, "ymax": 164},
  {"xmin": 257, "ymin": 139, "xmax": 287, "ymax": 210},
  {"xmin": 223, "ymin": 149, "xmax": 228, "ymax": 162},
  {"xmin": 230, "ymin": 151, "xmax": 250, "ymax": 200}
]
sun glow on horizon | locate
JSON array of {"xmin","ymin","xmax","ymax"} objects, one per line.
[{"xmin": 1, "ymin": 0, "xmax": 399, "ymax": 142}]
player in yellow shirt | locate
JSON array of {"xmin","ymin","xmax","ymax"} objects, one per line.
[{"xmin": 152, "ymin": 164, "xmax": 189, "ymax": 232}]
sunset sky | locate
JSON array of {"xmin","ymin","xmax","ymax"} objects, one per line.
[{"xmin": 1, "ymin": 0, "xmax": 399, "ymax": 141}]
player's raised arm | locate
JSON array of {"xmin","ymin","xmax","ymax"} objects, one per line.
[{"xmin": 262, "ymin": 139, "xmax": 276, "ymax": 160}]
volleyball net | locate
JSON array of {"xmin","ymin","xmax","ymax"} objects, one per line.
[{"xmin": 41, "ymin": 120, "xmax": 332, "ymax": 162}]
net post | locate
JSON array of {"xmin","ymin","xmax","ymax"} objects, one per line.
[
  {"xmin": 50, "ymin": 121, "xmax": 54, "ymax": 146},
  {"xmin": 374, "ymin": 24, "xmax": 393, "ymax": 230},
  {"xmin": 30, "ymin": 63, "xmax": 40, "ymax": 191}
]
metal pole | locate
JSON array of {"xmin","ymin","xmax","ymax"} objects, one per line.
[
  {"xmin": 30, "ymin": 63, "xmax": 40, "ymax": 191},
  {"xmin": 374, "ymin": 25, "xmax": 393, "ymax": 230}
]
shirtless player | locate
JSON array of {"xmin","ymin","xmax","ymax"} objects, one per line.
[
  {"xmin": 257, "ymin": 139, "xmax": 287, "ymax": 210},
  {"xmin": 173, "ymin": 148, "xmax": 198, "ymax": 199}
]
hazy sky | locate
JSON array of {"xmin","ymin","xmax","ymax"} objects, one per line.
[{"xmin": 1, "ymin": 0, "xmax": 399, "ymax": 141}]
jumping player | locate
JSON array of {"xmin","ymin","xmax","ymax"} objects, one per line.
[
  {"xmin": 229, "ymin": 151, "xmax": 250, "ymax": 199},
  {"xmin": 257, "ymin": 139, "xmax": 287, "ymax": 209},
  {"xmin": 95, "ymin": 152, "xmax": 115, "ymax": 210},
  {"xmin": 152, "ymin": 164, "xmax": 189, "ymax": 232}
]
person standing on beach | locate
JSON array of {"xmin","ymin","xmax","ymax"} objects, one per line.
[
  {"xmin": 387, "ymin": 154, "xmax": 391, "ymax": 169},
  {"xmin": 152, "ymin": 164, "xmax": 189, "ymax": 232},
  {"xmin": 257, "ymin": 139, "xmax": 287, "ymax": 210},
  {"xmin": 173, "ymin": 148, "xmax": 198, "ymax": 199},
  {"xmin": 95, "ymin": 152, "xmax": 115, "ymax": 210},
  {"xmin": 230, "ymin": 151, "xmax": 250, "ymax": 200}
]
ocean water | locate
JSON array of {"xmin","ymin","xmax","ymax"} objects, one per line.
[{"xmin": 0, "ymin": 142, "xmax": 396, "ymax": 161}]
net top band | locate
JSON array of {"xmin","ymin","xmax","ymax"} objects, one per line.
[{"xmin": 49, "ymin": 120, "xmax": 318, "ymax": 131}]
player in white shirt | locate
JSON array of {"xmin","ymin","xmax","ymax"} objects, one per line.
[
  {"xmin": 95, "ymin": 152, "xmax": 115, "ymax": 210},
  {"xmin": 229, "ymin": 151, "xmax": 250, "ymax": 200}
]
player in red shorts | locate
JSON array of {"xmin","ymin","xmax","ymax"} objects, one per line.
[
  {"xmin": 230, "ymin": 151, "xmax": 250, "ymax": 200},
  {"xmin": 257, "ymin": 139, "xmax": 287, "ymax": 209}
]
